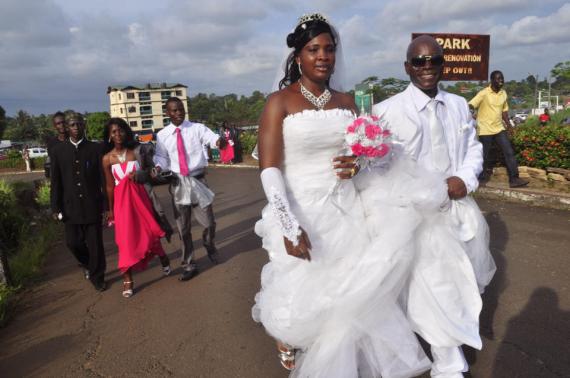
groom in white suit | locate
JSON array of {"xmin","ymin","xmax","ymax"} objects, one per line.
[{"xmin": 372, "ymin": 35, "xmax": 496, "ymax": 377}]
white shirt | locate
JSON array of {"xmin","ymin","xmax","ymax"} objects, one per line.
[
  {"xmin": 372, "ymin": 84, "xmax": 483, "ymax": 193},
  {"xmin": 154, "ymin": 120, "xmax": 219, "ymax": 174}
]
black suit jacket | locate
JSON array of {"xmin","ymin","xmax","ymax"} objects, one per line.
[{"xmin": 50, "ymin": 140, "xmax": 104, "ymax": 224}]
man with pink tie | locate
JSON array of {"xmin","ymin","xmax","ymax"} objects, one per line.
[{"xmin": 154, "ymin": 97, "xmax": 225, "ymax": 281}]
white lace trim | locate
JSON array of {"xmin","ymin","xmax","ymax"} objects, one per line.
[
  {"xmin": 284, "ymin": 108, "xmax": 355, "ymax": 122},
  {"xmin": 268, "ymin": 186, "xmax": 301, "ymax": 246}
]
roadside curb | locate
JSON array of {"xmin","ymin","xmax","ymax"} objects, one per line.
[
  {"xmin": 476, "ymin": 185, "xmax": 570, "ymax": 211},
  {"xmin": 0, "ymin": 170, "xmax": 44, "ymax": 176},
  {"xmin": 210, "ymin": 164, "xmax": 258, "ymax": 169}
]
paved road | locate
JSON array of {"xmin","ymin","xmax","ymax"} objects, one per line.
[{"xmin": 0, "ymin": 168, "xmax": 568, "ymax": 377}]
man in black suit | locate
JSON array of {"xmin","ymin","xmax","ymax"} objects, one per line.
[{"xmin": 50, "ymin": 112, "xmax": 107, "ymax": 291}]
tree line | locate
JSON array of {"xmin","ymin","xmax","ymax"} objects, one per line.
[{"xmin": 1, "ymin": 61, "xmax": 568, "ymax": 145}]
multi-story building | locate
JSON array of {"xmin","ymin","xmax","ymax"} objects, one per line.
[{"xmin": 107, "ymin": 83, "xmax": 188, "ymax": 138}]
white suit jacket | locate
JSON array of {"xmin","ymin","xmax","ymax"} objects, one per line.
[{"xmin": 372, "ymin": 84, "xmax": 483, "ymax": 193}]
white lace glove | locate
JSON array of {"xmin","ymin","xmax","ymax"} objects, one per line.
[{"xmin": 260, "ymin": 167, "xmax": 301, "ymax": 246}]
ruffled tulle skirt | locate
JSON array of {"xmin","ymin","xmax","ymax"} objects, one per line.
[{"xmin": 253, "ymin": 180, "xmax": 431, "ymax": 377}]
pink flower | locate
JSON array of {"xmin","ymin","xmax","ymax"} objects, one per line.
[
  {"xmin": 365, "ymin": 124, "xmax": 381, "ymax": 139},
  {"xmin": 353, "ymin": 117, "xmax": 366, "ymax": 127},
  {"xmin": 375, "ymin": 144, "xmax": 390, "ymax": 157},
  {"xmin": 381, "ymin": 129, "xmax": 392, "ymax": 137},
  {"xmin": 351, "ymin": 143, "xmax": 364, "ymax": 156},
  {"xmin": 370, "ymin": 115, "xmax": 380, "ymax": 121},
  {"xmin": 347, "ymin": 125, "xmax": 356, "ymax": 133}
]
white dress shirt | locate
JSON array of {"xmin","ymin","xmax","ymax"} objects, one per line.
[
  {"xmin": 154, "ymin": 120, "xmax": 219, "ymax": 174},
  {"xmin": 372, "ymin": 84, "xmax": 483, "ymax": 193}
]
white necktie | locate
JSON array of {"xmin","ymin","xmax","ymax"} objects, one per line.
[{"xmin": 426, "ymin": 99, "xmax": 451, "ymax": 172}]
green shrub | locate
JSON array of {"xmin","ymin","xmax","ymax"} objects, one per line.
[
  {"xmin": 31, "ymin": 157, "xmax": 46, "ymax": 170},
  {"xmin": 0, "ymin": 179, "xmax": 16, "ymax": 208},
  {"xmin": 0, "ymin": 157, "xmax": 25, "ymax": 170},
  {"xmin": 0, "ymin": 283, "xmax": 14, "ymax": 326},
  {"xmin": 0, "ymin": 180, "xmax": 24, "ymax": 252},
  {"xmin": 9, "ymin": 221, "xmax": 59, "ymax": 285},
  {"xmin": 239, "ymin": 131, "xmax": 258, "ymax": 155},
  {"xmin": 36, "ymin": 181, "xmax": 51, "ymax": 208},
  {"xmin": 512, "ymin": 124, "xmax": 570, "ymax": 169}
]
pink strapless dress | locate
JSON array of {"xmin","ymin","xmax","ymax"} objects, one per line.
[{"xmin": 112, "ymin": 161, "xmax": 165, "ymax": 273}]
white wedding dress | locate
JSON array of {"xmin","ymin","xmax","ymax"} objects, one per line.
[{"xmin": 252, "ymin": 109, "xmax": 431, "ymax": 378}]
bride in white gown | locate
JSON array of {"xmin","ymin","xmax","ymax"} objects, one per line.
[{"xmin": 252, "ymin": 13, "xmax": 431, "ymax": 377}]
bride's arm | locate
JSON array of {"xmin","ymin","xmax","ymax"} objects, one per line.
[{"xmin": 258, "ymin": 93, "xmax": 312, "ymax": 261}]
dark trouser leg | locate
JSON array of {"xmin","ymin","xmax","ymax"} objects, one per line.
[
  {"xmin": 172, "ymin": 201, "xmax": 194, "ymax": 267},
  {"xmin": 196, "ymin": 204, "xmax": 216, "ymax": 250},
  {"xmin": 83, "ymin": 223, "xmax": 106, "ymax": 286},
  {"xmin": 495, "ymin": 130, "xmax": 520, "ymax": 181},
  {"xmin": 64, "ymin": 223, "xmax": 89, "ymax": 267},
  {"xmin": 478, "ymin": 134, "xmax": 494, "ymax": 180}
]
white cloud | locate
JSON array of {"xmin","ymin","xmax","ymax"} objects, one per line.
[
  {"xmin": 490, "ymin": 3, "xmax": 570, "ymax": 46},
  {"xmin": 1, "ymin": 0, "xmax": 569, "ymax": 114}
]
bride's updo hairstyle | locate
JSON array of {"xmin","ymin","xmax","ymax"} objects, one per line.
[{"xmin": 278, "ymin": 13, "xmax": 336, "ymax": 89}]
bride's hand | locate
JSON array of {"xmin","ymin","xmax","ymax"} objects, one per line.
[
  {"xmin": 284, "ymin": 228, "xmax": 312, "ymax": 261},
  {"xmin": 333, "ymin": 155, "xmax": 359, "ymax": 180}
]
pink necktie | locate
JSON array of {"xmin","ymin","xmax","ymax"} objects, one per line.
[{"xmin": 175, "ymin": 127, "xmax": 189, "ymax": 176}]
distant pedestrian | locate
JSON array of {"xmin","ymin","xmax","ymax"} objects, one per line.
[
  {"xmin": 22, "ymin": 145, "xmax": 31, "ymax": 172},
  {"xmin": 218, "ymin": 122, "xmax": 235, "ymax": 164},
  {"xmin": 539, "ymin": 108, "xmax": 551, "ymax": 126},
  {"xmin": 469, "ymin": 70, "xmax": 529, "ymax": 188}
]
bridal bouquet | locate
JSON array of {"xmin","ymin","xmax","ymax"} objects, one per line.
[{"xmin": 345, "ymin": 115, "xmax": 393, "ymax": 168}]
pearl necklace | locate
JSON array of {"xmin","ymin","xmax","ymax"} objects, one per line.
[{"xmin": 300, "ymin": 82, "xmax": 331, "ymax": 110}]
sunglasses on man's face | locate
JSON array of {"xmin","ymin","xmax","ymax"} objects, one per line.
[{"xmin": 409, "ymin": 55, "xmax": 444, "ymax": 68}]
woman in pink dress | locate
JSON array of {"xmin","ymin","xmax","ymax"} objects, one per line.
[
  {"xmin": 102, "ymin": 118, "xmax": 171, "ymax": 298},
  {"xmin": 219, "ymin": 123, "xmax": 235, "ymax": 164}
]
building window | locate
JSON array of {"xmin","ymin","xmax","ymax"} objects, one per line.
[
  {"xmin": 162, "ymin": 104, "xmax": 166, "ymax": 114},
  {"xmin": 139, "ymin": 91, "xmax": 150, "ymax": 101},
  {"xmin": 127, "ymin": 92, "xmax": 135, "ymax": 99},
  {"xmin": 128, "ymin": 106, "xmax": 136, "ymax": 113},
  {"xmin": 140, "ymin": 105, "xmax": 152, "ymax": 115},
  {"xmin": 120, "ymin": 108, "xmax": 123, "ymax": 114},
  {"xmin": 141, "ymin": 120, "xmax": 154, "ymax": 129},
  {"xmin": 119, "ymin": 93, "xmax": 122, "ymax": 100},
  {"xmin": 175, "ymin": 90, "xmax": 182, "ymax": 96},
  {"xmin": 161, "ymin": 91, "xmax": 171, "ymax": 100},
  {"xmin": 129, "ymin": 121, "xmax": 138, "ymax": 127},
  {"xmin": 163, "ymin": 118, "xmax": 170, "ymax": 126}
]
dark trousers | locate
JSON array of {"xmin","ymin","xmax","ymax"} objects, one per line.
[
  {"xmin": 170, "ymin": 177, "xmax": 216, "ymax": 266},
  {"xmin": 64, "ymin": 222, "xmax": 106, "ymax": 285},
  {"xmin": 479, "ymin": 130, "xmax": 520, "ymax": 181}
]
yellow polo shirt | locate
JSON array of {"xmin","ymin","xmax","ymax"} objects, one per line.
[{"xmin": 469, "ymin": 86, "xmax": 509, "ymax": 136}]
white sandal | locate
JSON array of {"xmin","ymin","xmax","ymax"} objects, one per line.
[
  {"xmin": 122, "ymin": 281, "xmax": 134, "ymax": 298},
  {"xmin": 277, "ymin": 343, "xmax": 296, "ymax": 371}
]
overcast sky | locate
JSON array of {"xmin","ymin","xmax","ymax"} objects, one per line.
[{"xmin": 1, "ymin": 0, "xmax": 568, "ymax": 115}]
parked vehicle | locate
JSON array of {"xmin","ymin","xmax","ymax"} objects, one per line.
[
  {"xmin": 513, "ymin": 112, "xmax": 528, "ymax": 124},
  {"xmin": 26, "ymin": 147, "xmax": 48, "ymax": 158}
]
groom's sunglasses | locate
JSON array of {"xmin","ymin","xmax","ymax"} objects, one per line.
[{"xmin": 409, "ymin": 54, "xmax": 445, "ymax": 68}]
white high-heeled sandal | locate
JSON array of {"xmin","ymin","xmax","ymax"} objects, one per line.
[
  {"xmin": 277, "ymin": 343, "xmax": 296, "ymax": 371},
  {"xmin": 122, "ymin": 281, "xmax": 134, "ymax": 298}
]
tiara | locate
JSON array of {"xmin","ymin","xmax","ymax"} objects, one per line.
[{"xmin": 296, "ymin": 13, "xmax": 329, "ymax": 29}]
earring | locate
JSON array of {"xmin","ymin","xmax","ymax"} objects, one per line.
[
  {"xmin": 298, "ymin": 62, "xmax": 302, "ymax": 76},
  {"xmin": 108, "ymin": 137, "xmax": 112, "ymax": 143}
]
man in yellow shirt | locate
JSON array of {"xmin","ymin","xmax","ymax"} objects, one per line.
[{"xmin": 469, "ymin": 70, "xmax": 529, "ymax": 188}]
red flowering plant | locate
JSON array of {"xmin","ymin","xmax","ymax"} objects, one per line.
[{"xmin": 345, "ymin": 115, "xmax": 393, "ymax": 169}]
